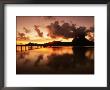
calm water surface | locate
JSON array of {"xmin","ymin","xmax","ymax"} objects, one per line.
[{"xmin": 16, "ymin": 46, "xmax": 94, "ymax": 74}]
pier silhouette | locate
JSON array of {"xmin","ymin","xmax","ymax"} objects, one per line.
[{"xmin": 16, "ymin": 39, "xmax": 94, "ymax": 52}]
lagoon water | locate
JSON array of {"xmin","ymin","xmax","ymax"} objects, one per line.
[{"xmin": 16, "ymin": 46, "xmax": 94, "ymax": 74}]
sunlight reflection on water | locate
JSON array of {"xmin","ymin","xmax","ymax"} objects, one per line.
[{"xmin": 16, "ymin": 46, "xmax": 94, "ymax": 74}]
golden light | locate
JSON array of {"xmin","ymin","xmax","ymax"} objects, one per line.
[
  {"xmin": 85, "ymin": 32, "xmax": 94, "ymax": 41},
  {"xmin": 85, "ymin": 50, "xmax": 94, "ymax": 60}
]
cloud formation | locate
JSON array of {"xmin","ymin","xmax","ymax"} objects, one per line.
[
  {"xmin": 86, "ymin": 27, "xmax": 94, "ymax": 32},
  {"xmin": 43, "ymin": 16, "xmax": 56, "ymax": 20},
  {"xmin": 18, "ymin": 32, "xmax": 25, "ymax": 37},
  {"xmin": 34, "ymin": 25, "xmax": 43, "ymax": 37},
  {"xmin": 46, "ymin": 21, "xmax": 94, "ymax": 41},
  {"xmin": 46, "ymin": 21, "xmax": 77, "ymax": 38},
  {"xmin": 17, "ymin": 32, "xmax": 29, "ymax": 40},
  {"xmin": 17, "ymin": 21, "xmax": 94, "ymax": 41},
  {"xmin": 23, "ymin": 27, "xmax": 30, "ymax": 33}
]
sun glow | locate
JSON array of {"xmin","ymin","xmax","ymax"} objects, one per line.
[{"xmin": 16, "ymin": 36, "xmax": 73, "ymax": 45}]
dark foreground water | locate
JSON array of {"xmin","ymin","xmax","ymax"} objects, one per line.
[{"xmin": 16, "ymin": 46, "xmax": 94, "ymax": 74}]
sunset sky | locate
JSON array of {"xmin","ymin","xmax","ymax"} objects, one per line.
[{"xmin": 16, "ymin": 16, "xmax": 94, "ymax": 44}]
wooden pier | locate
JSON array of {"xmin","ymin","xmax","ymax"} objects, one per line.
[{"xmin": 16, "ymin": 45, "xmax": 45, "ymax": 51}]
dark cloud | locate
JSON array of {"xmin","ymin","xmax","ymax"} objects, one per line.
[
  {"xmin": 46, "ymin": 21, "xmax": 76, "ymax": 38},
  {"xmin": 46, "ymin": 21, "xmax": 94, "ymax": 39},
  {"xmin": 88, "ymin": 27, "xmax": 94, "ymax": 32},
  {"xmin": 34, "ymin": 25, "xmax": 43, "ymax": 37},
  {"xmin": 85, "ymin": 26, "xmax": 94, "ymax": 34},
  {"xmin": 17, "ymin": 32, "xmax": 29, "ymax": 40},
  {"xmin": 18, "ymin": 32, "xmax": 25, "ymax": 38},
  {"xmin": 23, "ymin": 27, "xmax": 30, "ymax": 33},
  {"xmin": 43, "ymin": 16, "xmax": 56, "ymax": 20}
]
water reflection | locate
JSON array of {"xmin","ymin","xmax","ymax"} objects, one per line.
[{"xmin": 16, "ymin": 46, "xmax": 94, "ymax": 74}]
